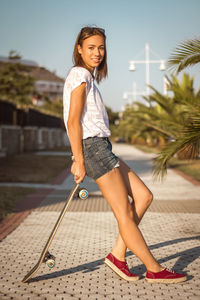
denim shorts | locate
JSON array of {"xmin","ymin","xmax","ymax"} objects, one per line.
[{"xmin": 82, "ymin": 137, "xmax": 120, "ymax": 180}]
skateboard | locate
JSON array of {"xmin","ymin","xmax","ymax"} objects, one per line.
[{"xmin": 22, "ymin": 183, "xmax": 88, "ymax": 283}]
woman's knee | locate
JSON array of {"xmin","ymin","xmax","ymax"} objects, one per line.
[
  {"xmin": 142, "ymin": 190, "xmax": 153, "ymax": 208},
  {"xmin": 134, "ymin": 190, "xmax": 153, "ymax": 211},
  {"xmin": 147, "ymin": 191, "xmax": 153, "ymax": 205}
]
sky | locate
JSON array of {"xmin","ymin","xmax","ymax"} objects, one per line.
[{"xmin": 0, "ymin": 0, "xmax": 200, "ymax": 111}]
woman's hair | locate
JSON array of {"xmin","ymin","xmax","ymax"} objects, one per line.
[{"xmin": 73, "ymin": 26, "xmax": 107, "ymax": 84}]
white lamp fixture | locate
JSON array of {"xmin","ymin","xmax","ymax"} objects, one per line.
[
  {"xmin": 159, "ymin": 60, "xmax": 166, "ymax": 71},
  {"xmin": 129, "ymin": 61, "xmax": 136, "ymax": 71},
  {"xmin": 123, "ymin": 92, "xmax": 128, "ymax": 99}
]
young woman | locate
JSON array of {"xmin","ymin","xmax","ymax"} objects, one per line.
[{"xmin": 63, "ymin": 26, "xmax": 187, "ymax": 283}]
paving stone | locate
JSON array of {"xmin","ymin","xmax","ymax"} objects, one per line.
[
  {"xmin": 0, "ymin": 211, "xmax": 199, "ymax": 299},
  {"xmin": 36, "ymin": 194, "xmax": 200, "ymax": 214}
]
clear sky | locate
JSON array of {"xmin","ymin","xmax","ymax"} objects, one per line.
[{"xmin": 0, "ymin": 0, "xmax": 200, "ymax": 111}]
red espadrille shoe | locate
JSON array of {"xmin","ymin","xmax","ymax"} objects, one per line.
[
  {"xmin": 104, "ymin": 253, "xmax": 139, "ymax": 281},
  {"xmin": 146, "ymin": 267, "xmax": 187, "ymax": 284}
]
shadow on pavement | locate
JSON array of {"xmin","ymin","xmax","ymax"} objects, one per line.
[{"xmin": 27, "ymin": 235, "xmax": 200, "ymax": 283}]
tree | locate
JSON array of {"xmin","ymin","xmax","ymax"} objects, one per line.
[
  {"xmin": 42, "ymin": 97, "xmax": 63, "ymax": 118},
  {"xmin": 8, "ymin": 50, "xmax": 22, "ymax": 60},
  {"xmin": 105, "ymin": 105, "xmax": 119, "ymax": 125},
  {"xmin": 151, "ymin": 74, "xmax": 200, "ymax": 179},
  {"xmin": 152, "ymin": 36, "xmax": 200, "ymax": 180},
  {"xmin": 0, "ymin": 53, "xmax": 35, "ymax": 106},
  {"xmin": 117, "ymin": 73, "xmax": 200, "ymax": 180}
]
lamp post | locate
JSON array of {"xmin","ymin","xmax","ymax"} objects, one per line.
[
  {"xmin": 123, "ymin": 82, "xmax": 146, "ymax": 103},
  {"xmin": 123, "ymin": 82, "xmax": 136, "ymax": 102},
  {"xmin": 129, "ymin": 43, "xmax": 166, "ymax": 104}
]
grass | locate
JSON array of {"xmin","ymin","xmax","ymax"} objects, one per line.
[
  {"xmin": 0, "ymin": 187, "xmax": 35, "ymax": 223},
  {"xmin": 168, "ymin": 157, "xmax": 200, "ymax": 181},
  {"xmin": 0, "ymin": 146, "xmax": 72, "ymax": 222},
  {"xmin": 36, "ymin": 146, "xmax": 71, "ymax": 152},
  {"xmin": 0, "ymin": 148, "xmax": 72, "ymax": 183},
  {"xmin": 134, "ymin": 144, "xmax": 200, "ymax": 182}
]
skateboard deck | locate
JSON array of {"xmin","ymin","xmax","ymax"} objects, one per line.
[{"xmin": 22, "ymin": 183, "xmax": 88, "ymax": 283}]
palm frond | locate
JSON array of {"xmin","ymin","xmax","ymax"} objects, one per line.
[
  {"xmin": 152, "ymin": 114, "xmax": 200, "ymax": 181},
  {"xmin": 168, "ymin": 37, "xmax": 200, "ymax": 73}
]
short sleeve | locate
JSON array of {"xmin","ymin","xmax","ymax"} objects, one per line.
[{"xmin": 69, "ymin": 67, "xmax": 92, "ymax": 96}]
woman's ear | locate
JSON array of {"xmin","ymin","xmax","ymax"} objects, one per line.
[{"xmin": 78, "ymin": 45, "xmax": 82, "ymax": 55}]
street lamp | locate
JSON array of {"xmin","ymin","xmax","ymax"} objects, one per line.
[
  {"xmin": 123, "ymin": 82, "xmax": 146, "ymax": 103},
  {"xmin": 129, "ymin": 43, "xmax": 166, "ymax": 100}
]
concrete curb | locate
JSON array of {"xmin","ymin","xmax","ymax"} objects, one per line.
[
  {"xmin": 0, "ymin": 210, "xmax": 31, "ymax": 241},
  {"xmin": 171, "ymin": 168, "xmax": 200, "ymax": 186}
]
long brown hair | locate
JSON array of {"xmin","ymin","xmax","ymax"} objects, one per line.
[{"xmin": 73, "ymin": 26, "xmax": 108, "ymax": 84}]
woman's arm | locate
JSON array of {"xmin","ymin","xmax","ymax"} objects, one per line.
[{"xmin": 67, "ymin": 82, "xmax": 87, "ymax": 183}]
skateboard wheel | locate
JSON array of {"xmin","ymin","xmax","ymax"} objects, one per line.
[
  {"xmin": 46, "ymin": 259, "xmax": 55, "ymax": 269},
  {"xmin": 43, "ymin": 251, "xmax": 56, "ymax": 268},
  {"xmin": 79, "ymin": 188, "xmax": 88, "ymax": 199}
]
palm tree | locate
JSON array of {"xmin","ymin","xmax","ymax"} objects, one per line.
[
  {"xmin": 153, "ymin": 111, "xmax": 200, "ymax": 180},
  {"xmin": 118, "ymin": 72, "xmax": 200, "ymax": 180},
  {"xmin": 152, "ymin": 37, "xmax": 200, "ymax": 180},
  {"xmin": 147, "ymin": 74, "xmax": 200, "ymax": 180}
]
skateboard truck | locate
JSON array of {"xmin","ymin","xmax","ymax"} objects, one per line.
[{"xmin": 43, "ymin": 251, "xmax": 56, "ymax": 269}]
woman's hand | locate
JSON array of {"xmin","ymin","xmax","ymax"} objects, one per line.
[{"xmin": 71, "ymin": 161, "xmax": 86, "ymax": 184}]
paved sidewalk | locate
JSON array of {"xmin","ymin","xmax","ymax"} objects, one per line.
[{"xmin": 0, "ymin": 144, "xmax": 200, "ymax": 299}]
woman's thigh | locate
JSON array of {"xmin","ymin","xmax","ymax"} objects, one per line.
[
  {"xmin": 118, "ymin": 158, "xmax": 153, "ymax": 204},
  {"xmin": 96, "ymin": 167, "xmax": 130, "ymax": 221}
]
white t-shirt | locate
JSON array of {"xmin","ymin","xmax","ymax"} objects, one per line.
[{"xmin": 63, "ymin": 66, "xmax": 111, "ymax": 139}]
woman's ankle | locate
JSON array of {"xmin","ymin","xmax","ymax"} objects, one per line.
[
  {"xmin": 146, "ymin": 263, "xmax": 163, "ymax": 273},
  {"xmin": 110, "ymin": 250, "xmax": 126, "ymax": 262}
]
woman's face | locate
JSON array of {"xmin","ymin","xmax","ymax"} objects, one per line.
[{"xmin": 78, "ymin": 35, "xmax": 105, "ymax": 73}]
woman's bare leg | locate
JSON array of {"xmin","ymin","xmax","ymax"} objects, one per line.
[
  {"xmin": 96, "ymin": 166, "xmax": 162, "ymax": 272},
  {"xmin": 111, "ymin": 159, "xmax": 153, "ymax": 261}
]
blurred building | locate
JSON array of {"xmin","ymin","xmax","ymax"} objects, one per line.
[{"xmin": 0, "ymin": 56, "xmax": 64, "ymax": 105}]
